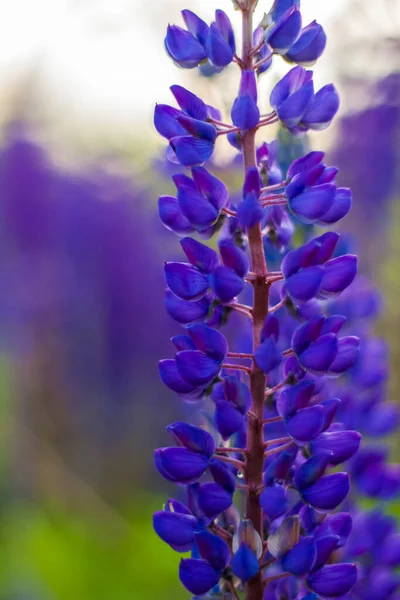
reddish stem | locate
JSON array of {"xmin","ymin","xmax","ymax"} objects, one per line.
[
  {"xmin": 214, "ymin": 454, "xmax": 245, "ymax": 470},
  {"xmin": 223, "ymin": 363, "xmax": 251, "ymax": 374},
  {"xmin": 241, "ymin": 4, "xmax": 268, "ymax": 600},
  {"xmin": 227, "ymin": 351, "xmax": 254, "ymax": 359}
]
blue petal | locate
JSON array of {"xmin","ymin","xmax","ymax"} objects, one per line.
[
  {"xmin": 302, "ymin": 84, "xmax": 340, "ymax": 130},
  {"xmin": 285, "ymin": 265, "xmax": 325, "ymax": 302},
  {"xmin": 224, "ymin": 376, "xmax": 252, "ymax": 413},
  {"xmin": 276, "ymin": 380, "xmax": 315, "ymax": 418},
  {"xmin": 171, "ymin": 335, "xmax": 196, "ymax": 351},
  {"xmin": 294, "ymin": 451, "xmax": 332, "ymax": 489},
  {"xmin": 298, "ymin": 333, "xmax": 338, "ymax": 373},
  {"xmin": 315, "ymin": 512, "xmax": 352, "ymax": 547},
  {"xmin": 271, "ymin": 0, "xmax": 300, "ymax": 22},
  {"xmin": 170, "ymin": 136, "xmax": 215, "ymax": 167},
  {"xmin": 285, "ymin": 405, "xmax": 325, "ymax": 444},
  {"xmin": 159, "ymin": 359, "xmax": 197, "ymax": 394},
  {"xmin": 153, "ymin": 510, "xmax": 197, "ymax": 550},
  {"xmin": 301, "ymin": 473, "xmax": 350, "ymax": 512},
  {"xmin": 318, "ymin": 187, "xmax": 352, "ymax": 225},
  {"xmin": 289, "ymin": 183, "xmax": 336, "ymax": 223},
  {"xmin": 291, "ymin": 315, "xmax": 324, "ymax": 355},
  {"xmin": 270, "ymin": 65, "xmax": 308, "ymax": 110},
  {"xmin": 167, "ymin": 421, "xmax": 216, "ymax": 457},
  {"xmin": 154, "ymin": 104, "xmax": 186, "ymax": 139},
  {"xmin": 207, "ymin": 22, "xmax": 234, "ymax": 67},
  {"xmin": 307, "ymin": 563, "xmax": 357, "ymax": 597},
  {"xmin": 282, "ymin": 536, "xmax": 317, "ymax": 575},
  {"xmin": 179, "ymin": 558, "xmax": 220, "ymax": 595},
  {"xmin": 287, "ymin": 151, "xmax": 325, "ymax": 179},
  {"xmin": 178, "ymin": 115, "xmax": 217, "ymax": 141},
  {"xmin": 158, "ymin": 195, "xmax": 194, "ymax": 234},
  {"xmin": 286, "ymin": 21, "xmax": 327, "ymax": 65},
  {"xmin": 165, "ymin": 261, "xmax": 209, "ymax": 301},
  {"xmin": 310, "ymin": 430, "xmax": 361, "ymax": 466},
  {"xmin": 187, "ymin": 323, "xmax": 228, "ymax": 362},
  {"xmin": 313, "ymin": 535, "xmax": 340, "ymax": 571},
  {"xmin": 170, "ymin": 85, "xmax": 208, "ymax": 120},
  {"xmin": 218, "ymin": 238, "xmax": 249, "ymax": 277},
  {"xmin": 208, "ymin": 457, "xmax": 237, "ymax": 493},
  {"xmin": 176, "ymin": 350, "xmax": 221, "ymax": 386},
  {"xmin": 195, "ymin": 530, "xmax": 231, "ymax": 571},
  {"xmin": 165, "ymin": 25, "xmax": 207, "ymax": 68},
  {"xmin": 231, "ymin": 543, "xmax": 259, "ymax": 582},
  {"xmin": 214, "ymin": 400, "xmax": 244, "ymax": 439},
  {"xmin": 259, "ymin": 484, "xmax": 289, "ymax": 520},
  {"xmin": 210, "ymin": 265, "xmax": 244, "ymax": 303},
  {"xmin": 317, "ymin": 255, "xmax": 357, "ymax": 300},
  {"xmin": 180, "ymin": 237, "xmax": 219, "ymax": 273},
  {"xmin": 191, "ymin": 166, "xmax": 229, "ymax": 210},
  {"xmin": 215, "ymin": 10, "xmax": 236, "ymax": 53},
  {"xmin": 154, "ymin": 447, "xmax": 209, "ymax": 484},
  {"xmin": 165, "ymin": 291, "xmax": 210, "ymax": 324},
  {"xmin": 237, "ymin": 192, "xmax": 264, "ymax": 228},
  {"xmin": 231, "ymin": 96, "xmax": 260, "ymax": 130},
  {"xmin": 267, "ymin": 7, "xmax": 302, "ymax": 54},
  {"xmin": 182, "ymin": 9, "xmax": 209, "ymax": 46},
  {"xmin": 254, "ymin": 337, "xmax": 282, "ymax": 374},
  {"xmin": 197, "ymin": 482, "xmax": 233, "ymax": 519},
  {"xmin": 277, "ymin": 80, "xmax": 314, "ymax": 128},
  {"xmin": 243, "ymin": 166, "xmax": 261, "ymax": 197}
]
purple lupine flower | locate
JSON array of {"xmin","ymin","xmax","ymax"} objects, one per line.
[{"xmin": 150, "ymin": 2, "xmax": 389, "ymax": 599}]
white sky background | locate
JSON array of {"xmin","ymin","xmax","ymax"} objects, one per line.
[{"xmin": 0, "ymin": 0, "xmax": 397, "ymax": 146}]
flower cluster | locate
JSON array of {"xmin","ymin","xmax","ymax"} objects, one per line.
[{"xmin": 152, "ymin": 1, "xmax": 399, "ymax": 599}]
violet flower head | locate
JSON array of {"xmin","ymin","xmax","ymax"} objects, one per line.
[{"xmin": 152, "ymin": 1, "xmax": 398, "ymax": 599}]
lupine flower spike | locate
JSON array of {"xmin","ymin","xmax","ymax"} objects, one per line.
[{"xmin": 153, "ymin": 0, "xmax": 399, "ymax": 599}]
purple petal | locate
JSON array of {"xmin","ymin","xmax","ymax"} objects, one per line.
[
  {"xmin": 311, "ymin": 431, "xmax": 361, "ymax": 466},
  {"xmin": 231, "ymin": 95, "xmax": 260, "ymax": 131},
  {"xmin": 171, "ymin": 335, "xmax": 196, "ymax": 351},
  {"xmin": 287, "ymin": 151, "xmax": 325, "ymax": 179},
  {"xmin": 289, "ymin": 183, "xmax": 336, "ymax": 223},
  {"xmin": 285, "ymin": 405, "xmax": 325, "ymax": 444},
  {"xmin": 317, "ymin": 255, "xmax": 358, "ymax": 300},
  {"xmin": 277, "ymin": 80, "xmax": 315, "ymax": 128},
  {"xmin": 219, "ymin": 238, "xmax": 249, "ymax": 277},
  {"xmin": 159, "ymin": 359, "xmax": 196, "ymax": 394},
  {"xmin": 179, "ymin": 558, "xmax": 220, "ymax": 595},
  {"xmin": 237, "ymin": 192, "xmax": 264, "ymax": 228},
  {"xmin": 165, "ymin": 25, "xmax": 207, "ymax": 68},
  {"xmin": 231, "ymin": 543, "xmax": 259, "ymax": 582},
  {"xmin": 180, "ymin": 237, "xmax": 219, "ymax": 273},
  {"xmin": 167, "ymin": 421, "xmax": 216, "ymax": 457},
  {"xmin": 267, "ymin": 7, "xmax": 302, "ymax": 54},
  {"xmin": 158, "ymin": 195, "xmax": 194, "ymax": 234},
  {"xmin": 207, "ymin": 22, "xmax": 234, "ymax": 67},
  {"xmin": 276, "ymin": 380, "xmax": 315, "ymax": 418},
  {"xmin": 285, "ymin": 265, "xmax": 325, "ymax": 302},
  {"xmin": 259, "ymin": 484, "xmax": 289, "ymax": 520},
  {"xmin": 298, "ymin": 333, "xmax": 338, "ymax": 374},
  {"xmin": 197, "ymin": 482, "xmax": 233, "ymax": 519},
  {"xmin": 294, "ymin": 451, "xmax": 332, "ymax": 488},
  {"xmin": 282, "ymin": 536, "xmax": 317, "ymax": 576},
  {"xmin": 292, "ymin": 315, "xmax": 325, "ymax": 355},
  {"xmin": 154, "ymin": 447, "xmax": 209, "ymax": 484},
  {"xmin": 191, "ymin": 166, "xmax": 229, "ymax": 210},
  {"xmin": 214, "ymin": 400, "xmax": 244, "ymax": 439},
  {"xmin": 210, "ymin": 265, "xmax": 244, "ymax": 303},
  {"xmin": 302, "ymin": 84, "xmax": 340, "ymax": 130},
  {"xmin": 176, "ymin": 350, "xmax": 221, "ymax": 386},
  {"xmin": 208, "ymin": 457, "xmax": 237, "ymax": 493},
  {"xmin": 154, "ymin": 104, "xmax": 186, "ymax": 139},
  {"xmin": 301, "ymin": 473, "xmax": 350, "ymax": 511},
  {"xmin": 286, "ymin": 21, "xmax": 327, "ymax": 65},
  {"xmin": 318, "ymin": 187, "xmax": 352, "ymax": 225},
  {"xmin": 195, "ymin": 530, "xmax": 231, "ymax": 571},
  {"xmin": 182, "ymin": 9, "xmax": 209, "ymax": 45},
  {"xmin": 153, "ymin": 510, "xmax": 197, "ymax": 550},
  {"xmin": 165, "ymin": 291, "xmax": 210, "ymax": 324},
  {"xmin": 170, "ymin": 136, "xmax": 215, "ymax": 167},
  {"xmin": 187, "ymin": 323, "xmax": 228, "ymax": 362},
  {"xmin": 215, "ymin": 9, "xmax": 236, "ymax": 53},
  {"xmin": 170, "ymin": 84, "xmax": 208, "ymax": 120},
  {"xmin": 255, "ymin": 337, "xmax": 282, "ymax": 374},
  {"xmin": 307, "ymin": 563, "xmax": 357, "ymax": 597},
  {"xmin": 164, "ymin": 261, "xmax": 209, "ymax": 301}
]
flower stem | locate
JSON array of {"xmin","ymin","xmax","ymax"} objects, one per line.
[{"xmin": 241, "ymin": 4, "xmax": 268, "ymax": 600}]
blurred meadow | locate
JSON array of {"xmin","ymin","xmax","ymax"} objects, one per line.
[{"xmin": 0, "ymin": 0, "xmax": 399, "ymax": 598}]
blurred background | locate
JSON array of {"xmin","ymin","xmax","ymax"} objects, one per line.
[{"xmin": 0, "ymin": 0, "xmax": 399, "ymax": 598}]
